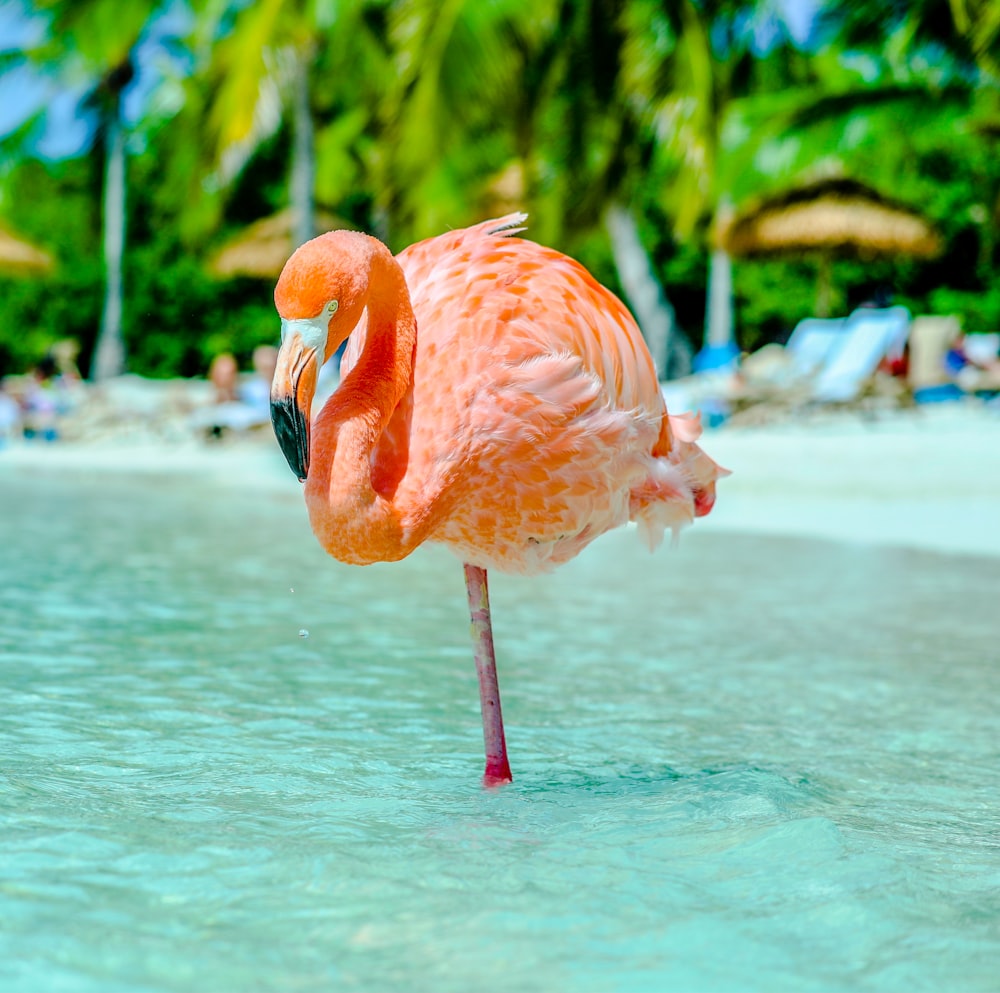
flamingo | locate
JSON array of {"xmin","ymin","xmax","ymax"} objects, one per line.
[{"xmin": 269, "ymin": 214, "xmax": 726, "ymax": 786}]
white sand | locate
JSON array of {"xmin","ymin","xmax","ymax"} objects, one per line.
[
  {"xmin": 698, "ymin": 404, "xmax": 1000, "ymax": 557},
  {"xmin": 3, "ymin": 403, "xmax": 998, "ymax": 558}
]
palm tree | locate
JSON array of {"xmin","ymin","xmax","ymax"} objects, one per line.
[
  {"xmin": 5, "ymin": 0, "xmax": 180, "ymax": 380},
  {"xmin": 192, "ymin": 0, "xmax": 730, "ymax": 375},
  {"xmin": 617, "ymin": 0, "xmax": 823, "ymax": 365},
  {"xmin": 367, "ymin": 0, "xmax": 549, "ymax": 244},
  {"xmin": 824, "ymin": 0, "xmax": 1000, "ymax": 281},
  {"xmin": 191, "ymin": 0, "xmax": 388, "ymax": 250},
  {"xmin": 89, "ymin": 56, "xmax": 135, "ymax": 382},
  {"xmin": 717, "ymin": 0, "xmax": 998, "ymax": 319},
  {"xmin": 379, "ymin": 0, "xmax": 690, "ymax": 375},
  {"xmin": 403, "ymin": 0, "xmax": 796, "ymax": 373}
]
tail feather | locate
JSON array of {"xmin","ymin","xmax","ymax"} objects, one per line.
[
  {"xmin": 631, "ymin": 409, "xmax": 730, "ymax": 550},
  {"xmin": 483, "ymin": 212, "xmax": 529, "ymax": 238}
]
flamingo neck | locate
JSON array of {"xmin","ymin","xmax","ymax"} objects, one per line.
[{"xmin": 305, "ymin": 244, "xmax": 418, "ymax": 564}]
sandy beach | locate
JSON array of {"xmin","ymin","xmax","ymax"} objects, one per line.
[
  {"xmin": 700, "ymin": 403, "xmax": 1000, "ymax": 558},
  {"xmin": 3, "ymin": 401, "xmax": 998, "ymax": 559}
]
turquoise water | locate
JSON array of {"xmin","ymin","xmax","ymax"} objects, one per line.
[{"xmin": 1, "ymin": 464, "xmax": 999, "ymax": 992}]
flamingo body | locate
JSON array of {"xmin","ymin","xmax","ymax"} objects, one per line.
[
  {"xmin": 269, "ymin": 214, "xmax": 726, "ymax": 784},
  {"xmin": 283, "ymin": 215, "xmax": 723, "ymax": 573}
]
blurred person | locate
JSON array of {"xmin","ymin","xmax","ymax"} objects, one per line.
[
  {"xmin": 238, "ymin": 345, "xmax": 278, "ymax": 420},
  {"xmin": 0, "ymin": 380, "xmax": 21, "ymax": 446},
  {"xmin": 208, "ymin": 352, "xmax": 240, "ymax": 404},
  {"xmin": 50, "ymin": 338, "xmax": 83, "ymax": 385},
  {"xmin": 193, "ymin": 351, "xmax": 272, "ymax": 439},
  {"xmin": 48, "ymin": 339, "xmax": 87, "ymax": 415},
  {"xmin": 908, "ymin": 315, "xmax": 964, "ymax": 403},
  {"xmin": 22, "ymin": 355, "xmax": 64, "ymax": 441},
  {"xmin": 947, "ymin": 333, "xmax": 1000, "ymax": 394}
]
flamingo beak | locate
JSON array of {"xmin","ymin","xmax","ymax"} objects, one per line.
[{"xmin": 271, "ymin": 319, "xmax": 323, "ymax": 481}]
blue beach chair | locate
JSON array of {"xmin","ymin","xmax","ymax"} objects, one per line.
[{"xmin": 811, "ymin": 306, "xmax": 911, "ymax": 403}]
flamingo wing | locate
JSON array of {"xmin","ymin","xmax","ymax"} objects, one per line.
[{"xmin": 366, "ymin": 215, "xmax": 722, "ymax": 572}]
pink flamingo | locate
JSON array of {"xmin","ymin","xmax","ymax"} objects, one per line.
[{"xmin": 269, "ymin": 214, "xmax": 726, "ymax": 786}]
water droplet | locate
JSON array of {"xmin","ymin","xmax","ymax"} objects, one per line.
[{"xmin": 298, "ymin": 628, "xmax": 309, "ymax": 639}]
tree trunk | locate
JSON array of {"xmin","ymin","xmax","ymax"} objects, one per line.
[
  {"xmin": 814, "ymin": 254, "xmax": 834, "ymax": 318},
  {"xmin": 604, "ymin": 202, "xmax": 689, "ymax": 380},
  {"xmin": 92, "ymin": 111, "xmax": 126, "ymax": 382},
  {"xmin": 290, "ymin": 52, "xmax": 315, "ymax": 250},
  {"xmin": 704, "ymin": 247, "xmax": 734, "ymax": 350}
]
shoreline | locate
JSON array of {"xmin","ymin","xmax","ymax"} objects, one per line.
[
  {"xmin": 3, "ymin": 403, "xmax": 998, "ymax": 559},
  {"xmin": 698, "ymin": 403, "xmax": 1000, "ymax": 558}
]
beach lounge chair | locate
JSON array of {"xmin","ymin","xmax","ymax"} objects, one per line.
[
  {"xmin": 785, "ymin": 318, "xmax": 849, "ymax": 377},
  {"xmin": 811, "ymin": 306, "xmax": 910, "ymax": 403}
]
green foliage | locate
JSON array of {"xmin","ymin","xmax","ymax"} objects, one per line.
[
  {"xmin": 122, "ymin": 244, "xmax": 276, "ymax": 379},
  {"xmin": 733, "ymin": 259, "xmax": 819, "ymax": 351},
  {"xmin": 2, "ymin": 0, "xmax": 1000, "ymax": 380},
  {"xmin": 928, "ymin": 286, "xmax": 1000, "ymax": 335},
  {"xmin": 0, "ymin": 146, "xmax": 278, "ymax": 379},
  {"xmin": 0, "ymin": 157, "xmax": 102, "ymax": 376},
  {"xmin": 0, "ymin": 266, "xmax": 102, "ymax": 377},
  {"xmin": 0, "ymin": 232, "xmax": 278, "ymax": 380},
  {"xmin": 123, "ymin": 120, "xmax": 283, "ymax": 377}
]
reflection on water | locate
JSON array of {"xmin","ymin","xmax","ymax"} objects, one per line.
[{"xmin": 1, "ymin": 468, "xmax": 998, "ymax": 992}]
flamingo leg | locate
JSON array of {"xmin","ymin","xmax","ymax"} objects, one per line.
[{"xmin": 463, "ymin": 563, "xmax": 513, "ymax": 787}]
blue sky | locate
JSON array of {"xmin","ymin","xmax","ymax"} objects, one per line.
[{"xmin": 0, "ymin": 0, "xmax": 189, "ymax": 159}]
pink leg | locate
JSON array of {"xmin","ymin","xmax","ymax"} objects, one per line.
[{"xmin": 463, "ymin": 563, "xmax": 513, "ymax": 787}]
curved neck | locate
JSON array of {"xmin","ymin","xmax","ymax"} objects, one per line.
[
  {"xmin": 305, "ymin": 242, "xmax": 419, "ymax": 564},
  {"xmin": 333, "ymin": 244, "xmax": 416, "ymax": 426}
]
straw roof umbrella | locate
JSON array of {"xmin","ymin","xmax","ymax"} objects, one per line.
[
  {"xmin": 717, "ymin": 178, "xmax": 942, "ymax": 316},
  {"xmin": 0, "ymin": 225, "xmax": 55, "ymax": 276},
  {"xmin": 208, "ymin": 207, "xmax": 353, "ymax": 279}
]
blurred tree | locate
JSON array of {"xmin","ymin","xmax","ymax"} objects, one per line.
[
  {"xmin": 380, "ymin": 0, "xmax": 693, "ymax": 374},
  {"xmin": 828, "ymin": 0, "xmax": 999, "ymax": 77},
  {"xmin": 721, "ymin": 0, "xmax": 1000, "ymax": 331},
  {"xmin": 2, "ymin": 0, "xmax": 183, "ymax": 380},
  {"xmin": 190, "ymin": 0, "xmax": 389, "ymax": 249},
  {"xmin": 949, "ymin": 0, "xmax": 1000, "ymax": 78},
  {"xmin": 3, "ymin": 0, "xmax": 998, "ymax": 382},
  {"xmin": 375, "ymin": 0, "xmax": 536, "ymax": 242},
  {"xmin": 619, "ymin": 0, "xmax": 820, "ymax": 361},
  {"xmin": 0, "ymin": 159, "xmax": 103, "ymax": 376}
]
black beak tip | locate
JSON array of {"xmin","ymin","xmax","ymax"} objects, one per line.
[{"xmin": 270, "ymin": 396, "xmax": 310, "ymax": 481}]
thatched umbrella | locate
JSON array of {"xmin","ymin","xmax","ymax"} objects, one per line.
[
  {"xmin": 717, "ymin": 178, "xmax": 942, "ymax": 316},
  {"xmin": 208, "ymin": 207, "xmax": 354, "ymax": 279},
  {"xmin": 0, "ymin": 225, "xmax": 55, "ymax": 276}
]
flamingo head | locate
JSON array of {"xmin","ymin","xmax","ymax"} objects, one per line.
[{"xmin": 270, "ymin": 231, "xmax": 374, "ymax": 480}]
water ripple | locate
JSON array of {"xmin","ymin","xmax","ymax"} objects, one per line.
[{"xmin": 0, "ymin": 473, "xmax": 998, "ymax": 991}]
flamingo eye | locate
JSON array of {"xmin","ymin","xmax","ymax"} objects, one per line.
[{"xmin": 326, "ymin": 300, "xmax": 339, "ymax": 316}]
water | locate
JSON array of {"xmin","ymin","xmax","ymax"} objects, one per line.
[{"xmin": 1, "ymin": 465, "xmax": 998, "ymax": 992}]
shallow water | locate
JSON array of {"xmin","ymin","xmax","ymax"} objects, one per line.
[{"xmin": 1, "ymin": 466, "xmax": 998, "ymax": 992}]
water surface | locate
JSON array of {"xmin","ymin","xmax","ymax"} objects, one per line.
[{"xmin": 1, "ymin": 466, "xmax": 998, "ymax": 991}]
